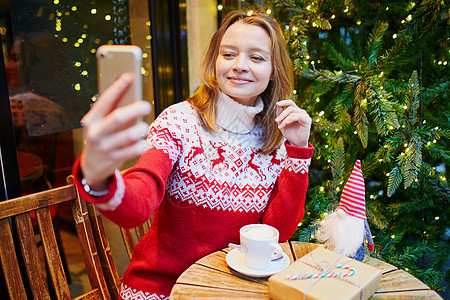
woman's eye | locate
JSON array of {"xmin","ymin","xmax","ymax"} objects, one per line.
[
  {"xmin": 251, "ymin": 56, "xmax": 265, "ymax": 62},
  {"xmin": 222, "ymin": 53, "xmax": 235, "ymax": 58}
]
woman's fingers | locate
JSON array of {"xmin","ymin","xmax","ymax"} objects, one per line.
[
  {"xmin": 109, "ymin": 139, "xmax": 148, "ymax": 162},
  {"xmin": 81, "ymin": 73, "xmax": 133, "ymax": 126},
  {"xmin": 85, "ymin": 100, "xmax": 151, "ymax": 140},
  {"xmin": 275, "ymin": 100, "xmax": 296, "ymax": 120},
  {"xmin": 98, "ymin": 121, "xmax": 149, "ymax": 153},
  {"xmin": 275, "ymin": 100, "xmax": 310, "ymax": 128},
  {"xmin": 278, "ymin": 108, "xmax": 310, "ymax": 128},
  {"xmin": 275, "ymin": 99, "xmax": 311, "ymax": 147}
]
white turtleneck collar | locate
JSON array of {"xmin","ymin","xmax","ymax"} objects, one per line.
[{"xmin": 216, "ymin": 92, "xmax": 264, "ymax": 134}]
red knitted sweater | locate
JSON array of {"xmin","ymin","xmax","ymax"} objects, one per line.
[{"xmin": 72, "ymin": 94, "xmax": 314, "ymax": 300}]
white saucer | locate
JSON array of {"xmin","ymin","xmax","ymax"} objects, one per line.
[{"xmin": 225, "ymin": 248, "xmax": 290, "ymax": 278}]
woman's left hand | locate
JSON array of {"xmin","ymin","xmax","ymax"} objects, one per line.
[{"xmin": 275, "ymin": 99, "xmax": 312, "ymax": 148}]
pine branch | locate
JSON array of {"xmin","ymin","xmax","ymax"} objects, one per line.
[
  {"xmin": 334, "ymin": 86, "xmax": 354, "ymax": 128},
  {"xmin": 387, "ymin": 241, "xmax": 431, "ymax": 268},
  {"xmin": 323, "ymin": 42, "xmax": 359, "ymax": 71},
  {"xmin": 423, "ymin": 81, "xmax": 450, "ymax": 105},
  {"xmin": 297, "ymin": 224, "xmax": 318, "ymax": 243},
  {"xmin": 373, "ymin": 36, "xmax": 412, "ymax": 75},
  {"xmin": 403, "ymin": 133, "xmax": 422, "ymax": 189},
  {"xmin": 309, "ymin": 80, "xmax": 336, "ymax": 100},
  {"xmin": 364, "ymin": 143, "xmax": 395, "ymax": 176},
  {"xmin": 399, "ymin": 0, "xmax": 448, "ymax": 43},
  {"xmin": 410, "ymin": 268, "xmax": 446, "ymax": 292},
  {"xmin": 331, "ymin": 137, "xmax": 345, "ymax": 182},
  {"xmin": 426, "ymin": 144, "xmax": 450, "ymax": 161},
  {"xmin": 427, "ymin": 242, "xmax": 450, "ymax": 272},
  {"xmin": 366, "ymin": 201, "xmax": 389, "ymax": 230},
  {"xmin": 300, "ymin": 69, "xmax": 359, "ymax": 83},
  {"xmin": 365, "ymin": 22, "xmax": 389, "ymax": 67},
  {"xmin": 388, "ymin": 165, "xmax": 402, "ymax": 197},
  {"xmin": 354, "ymin": 81, "xmax": 369, "ymax": 148},
  {"xmin": 405, "ymin": 71, "xmax": 421, "ymax": 127},
  {"xmin": 313, "ymin": 117, "xmax": 342, "ymax": 132},
  {"xmin": 311, "ymin": 15, "xmax": 331, "ymax": 30},
  {"xmin": 379, "ymin": 230, "xmax": 406, "ymax": 253},
  {"xmin": 370, "ymin": 88, "xmax": 400, "ymax": 136}
]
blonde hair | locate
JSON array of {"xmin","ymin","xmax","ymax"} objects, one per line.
[{"xmin": 188, "ymin": 11, "xmax": 293, "ymax": 154}]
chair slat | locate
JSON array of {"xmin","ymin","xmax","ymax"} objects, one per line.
[
  {"xmin": 147, "ymin": 215, "xmax": 154, "ymax": 228},
  {"xmin": 73, "ymin": 289, "xmax": 101, "ymax": 300},
  {"xmin": 0, "ymin": 218, "xmax": 28, "ymax": 300},
  {"xmin": 15, "ymin": 213, "xmax": 51, "ymax": 300},
  {"xmin": 36, "ymin": 206, "xmax": 71, "ymax": 299},
  {"xmin": 135, "ymin": 224, "xmax": 147, "ymax": 241},
  {"xmin": 120, "ymin": 227, "xmax": 137, "ymax": 260},
  {"xmin": 87, "ymin": 204, "xmax": 121, "ymax": 299},
  {"xmin": 73, "ymin": 193, "xmax": 111, "ymax": 300}
]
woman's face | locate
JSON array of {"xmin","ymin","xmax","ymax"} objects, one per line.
[
  {"xmin": 6, "ymin": 40, "xmax": 21, "ymax": 88},
  {"xmin": 215, "ymin": 22, "xmax": 272, "ymax": 106}
]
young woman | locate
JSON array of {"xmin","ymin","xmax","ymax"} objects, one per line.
[{"xmin": 73, "ymin": 10, "xmax": 314, "ymax": 300}]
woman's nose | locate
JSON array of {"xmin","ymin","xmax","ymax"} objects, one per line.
[{"xmin": 232, "ymin": 56, "xmax": 249, "ymax": 72}]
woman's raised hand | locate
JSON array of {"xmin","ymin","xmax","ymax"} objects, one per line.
[
  {"xmin": 80, "ymin": 73, "xmax": 152, "ymax": 190},
  {"xmin": 275, "ymin": 99, "xmax": 311, "ymax": 148}
]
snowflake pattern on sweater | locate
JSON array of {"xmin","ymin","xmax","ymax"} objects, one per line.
[
  {"xmin": 146, "ymin": 103, "xmax": 310, "ymax": 214},
  {"xmin": 120, "ymin": 284, "xmax": 169, "ymax": 300}
]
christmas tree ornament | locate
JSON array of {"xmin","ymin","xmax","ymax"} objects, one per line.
[{"xmin": 316, "ymin": 160, "xmax": 374, "ymax": 261}]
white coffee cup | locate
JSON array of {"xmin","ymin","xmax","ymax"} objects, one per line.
[{"xmin": 238, "ymin": 224, "xmax": 283, "ymax": 270}]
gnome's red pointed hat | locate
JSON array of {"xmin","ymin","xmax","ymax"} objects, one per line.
[{"xmin": 338, "ymin": 160, "xmax": 366, "ymax": 219}]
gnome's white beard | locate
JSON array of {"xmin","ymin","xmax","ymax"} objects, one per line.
[{"xmin": 316, "ymin": 210, "xmax": 365, "ymax": 257}]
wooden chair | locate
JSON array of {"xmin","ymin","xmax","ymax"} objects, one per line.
[
  {"xmin": 73, "ymin": 185, "xmax": 153, "ymax": 300},
  {"xmin": 0, "ymin": 179, "xmax": 111, "ymax": 299}
]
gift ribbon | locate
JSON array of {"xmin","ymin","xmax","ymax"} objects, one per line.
[
  {"xmin": 285, "ymin": 254, "xmax": 364, "ymax": 300},
  {"xmin": 286, "ymin": 264, "xmax": 355, "ymax": 280}
]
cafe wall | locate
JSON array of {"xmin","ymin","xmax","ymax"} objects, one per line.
[{"xmin": 186, "ymin": 0, "xmax": 217, "ymax": 96}]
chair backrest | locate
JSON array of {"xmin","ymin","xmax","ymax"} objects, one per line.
[
  {"xmin": 0, "ymin": 180, "xmax": 111, "ymax": 300},
  {"xmin": 77, "ymin": 191, "xmax": 153, "ymax": 300}
]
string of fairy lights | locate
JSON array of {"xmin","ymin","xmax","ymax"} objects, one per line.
[
  {"xmin": 0, "ymin": 2, "xmax": 446, "ymax": 91},
  {"xmin": 49, "ymin": 1, "xmax": 151, "ymax": 102},
  {"xmin": 217, "ymin": 1, "xmax": 448, "ymax": 70}
]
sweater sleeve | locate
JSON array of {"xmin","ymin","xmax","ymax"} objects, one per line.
[
  {"xmin": 71, "ymin": 107, "xmax": 184, "ymax": 229},
  {"xmin": 261, "ymin": 142, "xmax": 314, "ymax": 241}
]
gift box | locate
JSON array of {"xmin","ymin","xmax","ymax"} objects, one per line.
[{"xmin": 268, "ymin": 247, "xmax": 382, "ymax": 300}]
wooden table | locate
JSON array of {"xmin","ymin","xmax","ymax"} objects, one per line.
[{"xmin": 170, "ymin": 241, "xmax": 442, "ymax": 299}]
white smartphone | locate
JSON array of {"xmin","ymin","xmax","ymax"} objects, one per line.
[{"xmin": 96, "ymin": 45, "xmax": 143, "ymax": 109}]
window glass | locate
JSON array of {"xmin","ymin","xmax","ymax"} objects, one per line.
[
  {"xmin": 1, "ymin": 0, "xmax": 153, "ymax": 195},
  {"xmin": 9, "ymin": 0, "xmax": 132, "ymax": 135}
]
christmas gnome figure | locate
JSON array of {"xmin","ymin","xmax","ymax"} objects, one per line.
[{"xmin": 316, "ymin": 160, "xmax": 374, "ymax": 261}]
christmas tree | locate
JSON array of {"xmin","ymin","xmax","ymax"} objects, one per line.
[{"xmin": 221, "ymin": 0, "xmax": 449, "ymax": 293}]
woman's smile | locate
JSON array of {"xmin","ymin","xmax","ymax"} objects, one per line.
[{"xmin": 227, "ymin": 76, "xmax": 253, "ymax": 84}]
